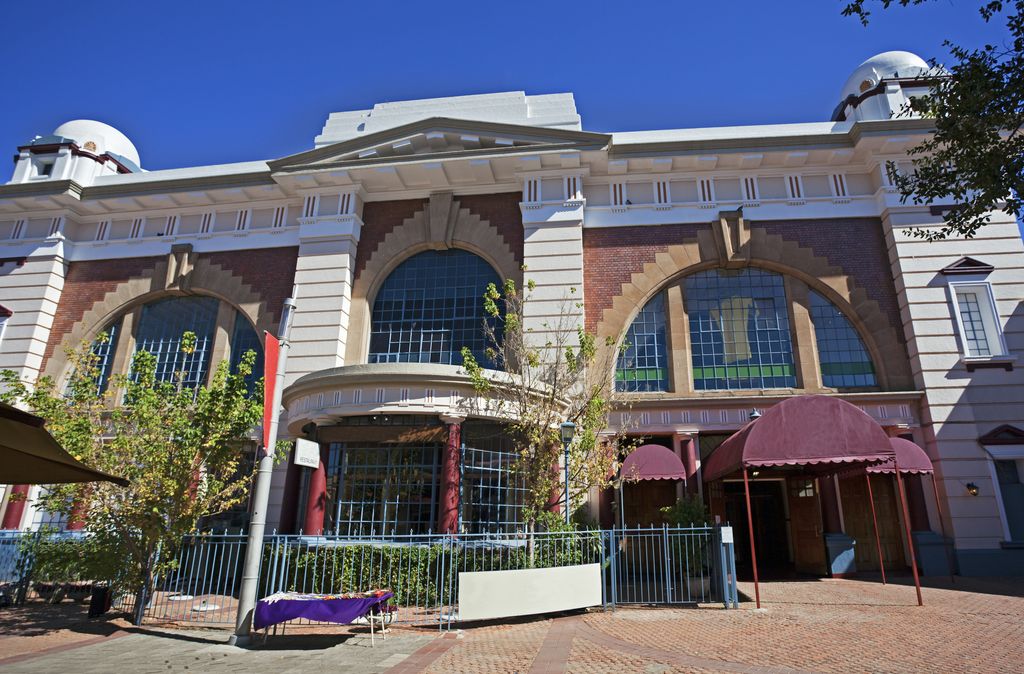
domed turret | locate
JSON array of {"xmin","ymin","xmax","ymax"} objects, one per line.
[
  {"xmin": 833, "ymin": 51, "xmax": 941, "ymax": 122},
  {"xmin": 9, "ymin": 119, "xmax": 141, "ymax": 185},
  {"xmin": 52, "ymin": 120, "xmax": 141, "ymax": 169}
]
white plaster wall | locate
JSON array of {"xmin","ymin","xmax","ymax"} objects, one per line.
[
  {"xmin": 884, "ymin": 213, "xmax": 1024, "ymax": 550},
  {"xmin": 0, "ymin": 255, "xmax": 66, "ymax": 382},
  {"xmin": 521, "ymin": 220, "xmax": 585, "ymax": 351}
]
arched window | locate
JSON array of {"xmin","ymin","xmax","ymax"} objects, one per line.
[
  {"xmin": 685, "ymin": 268, "xmax": 796, "ymax": 390},
  {"xmin": 91, "ymin": 318, "xmax": 122, "ymax": 394},
  {"xmin": 616, "ymin": 291, "xmax": 668, "ymax": 392},
  {"xmin": 135, "ymin": 296, "xmax": 220, "ymax": 387},
  {"xmin": 809, "ymin": 290, "xmax": 877, "ymax": 388},
  {"xmin": 85, "ymin": 295, "xmax": 261, "ymax": 393},
  {"xmin": 369, "ymin": 249, "xmax": 500, "ymax": 366}
]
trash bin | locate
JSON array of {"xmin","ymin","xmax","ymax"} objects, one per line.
[{"xmin": 88, "ymin": 584, "xmax": 112, "ymax": 618}]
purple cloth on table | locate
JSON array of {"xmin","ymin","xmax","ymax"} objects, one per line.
[{"xmin": 254, "ymin": 592, "xmax": 394, "ymax": 631}]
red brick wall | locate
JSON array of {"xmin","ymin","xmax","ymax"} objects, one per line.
[
  {"xmin": 42, "ymin": 255, "xmax": 162, "ymax": 367},
  {"xmin": 582, "ymin": 218, "xmax": 903, "ymax": 345},
  {"xmin": 200, "ymin": 247, "xmax": 299, "ymax": 325},
  {"xmin": 457, "ymin": 192, "xmax": 524, "ymax": 266},
  {"xmin": 755, "ymin": 218, "xmax": 903, "ymax": 341},
  {"xmin": 42, "ymin": 246, "xmax": 300, "ymax": 370},
  {"xmin": 355, "ymin": 198, "xmax": 428, "ymax": 279},
  {"xmin": 582, "ymin": 225, "xmax": 704, "ymax": 331},
  {"xmin": 354, "ymin": 193, "xmax": 524, "ymax": 282}
]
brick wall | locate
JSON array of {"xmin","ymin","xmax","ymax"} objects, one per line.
[
  {"xmin": 355, "ymin": 198, "xmax": 427, "ymax": 278},
  {"xmin": 582, "ymin": 224, "xmax": 704, "ymax": 331},
  {"xmin": 201, "ymin": 246, "xmax": 299, "ymax": 324},
  {"xmin": 42, "ymin": 255, "xmax": 162, "ymax": 367},
  {"xmin": 582, "ymin": 218, "xmax": 903, "ymax": 344},
  {"xmin": 755, "ymin": 218, "xmax": 903, "ymax": 340},
  {"xmin": 354, "ymin": 193, "xmax": 524, "ymax": 282},
  {"xmin": 457, "ymin": 192, "xmax": 524, "ymax": 266},
  {"xmin": 41, "ymin": 246, "xmax": 300, "ymax": 371}
]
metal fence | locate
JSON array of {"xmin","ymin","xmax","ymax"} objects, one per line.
[{"xmin": 2, "ymin": 525, "xmax": 738, "ymax": 625}]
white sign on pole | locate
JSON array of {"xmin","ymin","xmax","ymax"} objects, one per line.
[
  {"xmin": 293, "ymin": 438, "xmax": 320, "ymax": 468},
  {"xmin": 721, "ymin": 525, "xmax": 734, "ymax": 544}
]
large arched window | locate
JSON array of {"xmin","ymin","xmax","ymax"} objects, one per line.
[
  {"xmin": 87, "ymin": 295, "xmax": 262, "ymax": 392},
  {"xmin": 616, "ymin": 291, "xmax": 669, "ymax": 392},
  {"xmin": 685, "ymin": 268, "xmax": 796, "ymax": 390},
  {"xmin": 369, "ymin": 249, "xmax": 500, "ymax": 366},
  {"xmin": 809, "ymin": 290, "xmax": 877, "ymax": 388},
  {"xmin": 611, "ymin": 268, "xmax": 879, "ymax": 395}
]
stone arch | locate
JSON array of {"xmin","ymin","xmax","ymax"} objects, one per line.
[
  {"xmin": 44, "ymin": 255, "xmax": 274, "ymax": 383},
  {"xmin": 597, "ymin": 226, "xmax": 912, "ymax": 390},
  {"xmin": 346, "ymin": 193, "xmax": 521, "ymax": 364}
]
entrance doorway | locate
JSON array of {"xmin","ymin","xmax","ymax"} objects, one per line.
[
  {"xmin": 724, "ymin": 480, "xmax": 790, "ymax": 577},
  {"xmin": 839, "ymin": 474, "xmax": 905, "ymax": 571}
]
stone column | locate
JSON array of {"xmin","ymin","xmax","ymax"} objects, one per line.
[
  {"xmin": 302, "ymin": 446, "xmax": 328, "ymax": 535},
  {"xmin": 1, "ymin": 485, "xmax": 31, "ymax": 530},
  {"xmin": 436, "ymin": 416, "xmax": 464, "ymax": 534},
  {"xmin": 677, "ymin": 434, "xmax": 699, "ymax": 497}
]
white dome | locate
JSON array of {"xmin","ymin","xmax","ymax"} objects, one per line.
[
  {"xmin": 839, "ymin": 51, "xmax": 931, "ymax": 103},
  {"xmin": 52, "ymin": 119, "xmax": 140, "ymax": 168}
]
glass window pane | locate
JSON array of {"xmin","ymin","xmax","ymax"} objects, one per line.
[
  {"xmin": 616, "ymin": 291, "xmax": 669, "ymax": 392},
  {"xmin": 326, "ymin": 442, "xmax": 440, "ymax": 537},
  {"xmin": 369, "ymin": 250, "xmax": 499, "ymax": 367},
  {"xmin": 91, "ymin": 319, "xmax": 122, "ymax": 394},
  {"xmin": 134, "ymin": 296, "xmax": 219, "ymax": 387},
  {"xmin": 956, "ymin": 289, "xmax": 993, "ymax": 356},
  {"xmin": 685, "ymin": 268, "xmax": 796, "ymax": 390},
  {"xmin": 229, "ymin": 312, "xmax": 264, "ymax": 392},
  {"xmin": 809, "ymin": 290, "xmax": 877, "ymax": 388}
]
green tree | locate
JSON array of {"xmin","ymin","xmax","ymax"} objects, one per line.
[
  {"xmin": 1, "ymin": 332, "xmax": 263, "ymax": 623},
  {"xmin": 461, "ymin": 278, "xmax": 632, "ymax": 531},
  {"xmin": 843, "ymin": 1, "xmax": 1024, "ymax": 240}
]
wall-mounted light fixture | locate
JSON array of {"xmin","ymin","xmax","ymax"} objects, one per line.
[
  {"xmin": 749, "ymin": 409, "xmax": 762, "ymax": 420},
  {"xmin": 965, "ymin": 482, "xmax": 980, "ymax": 496}
]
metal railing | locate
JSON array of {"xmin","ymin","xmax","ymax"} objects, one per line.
[{"xmin": 3, "ymin": 525, "xmax": 738, "ymax": 624}]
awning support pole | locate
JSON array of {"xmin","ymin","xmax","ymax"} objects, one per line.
[
  {"xmin": 742, "ymin": 467, "xmax": 761, "ymax": 609},
  {"xmin": 930, "ymin": 474, "xmax": 956, "ymax": 584},
  {"xmin": 894, "ymin": 460, "xmax": 923, "ymax": 606},
  {"xmin": 865, "ymin": 472, "xmax": 886, "ymax": 585}
]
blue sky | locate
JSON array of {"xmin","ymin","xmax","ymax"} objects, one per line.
[{"xmin": 0, "ymin": 1, "xmax": 1000, "ymax": 170}]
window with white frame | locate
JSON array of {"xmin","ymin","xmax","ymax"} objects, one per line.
[{"xmin": 949, "ymin": 282, "xmax": 1008, "ymax": 358}]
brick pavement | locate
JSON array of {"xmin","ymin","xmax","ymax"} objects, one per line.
[{"xmin": 1, "ymin": 577, "xmax": 1021, "ymax": 673}]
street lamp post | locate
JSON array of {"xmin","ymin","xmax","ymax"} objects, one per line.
[{"xmin": 560, "ymin": 421, "xmax": 576, "ymax": 525}]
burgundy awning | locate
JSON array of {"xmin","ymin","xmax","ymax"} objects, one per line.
[
  {"xmin": 702, "ymin": 395, "xmax": 895, "ymax": 482},
  {"xmin": 620, "ymin": 443, "xmax": 686, "ymax": 482},
  {"xmin": 867, "ymin": 437, "xmax": 934, "ymax": 474}
]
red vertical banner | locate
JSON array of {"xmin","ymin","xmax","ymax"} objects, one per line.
[{"xmin": 262, "ymin": 331, "xmax": 281, "ymax": 452}]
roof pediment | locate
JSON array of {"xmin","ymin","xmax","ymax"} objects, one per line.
[
  {"xmin": 979, "ymin": 425, "xmax": 1024, "ymax": 446},
  {"xmin": 269, "ymin": 117, "xmax": 610, "ymax": 173},
  {"xmin": 940, "ymin": 256, "xmax": 994, "ymax": 276}
]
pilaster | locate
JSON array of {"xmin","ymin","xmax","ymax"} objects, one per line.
[
  {"xmin": 0, "ymin": 248, "xmax": 67, "ymax": 383},
  {"xmin": 286, "ymin": 204, "xmax": 363, "ymax": 386}
]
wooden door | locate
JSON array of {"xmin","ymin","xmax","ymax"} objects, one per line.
[
  {"xmin": 839, "ymin": 474, "xmax": 905, "ymax": 570},
  {"xmin": 623, "ymin": 481, "xmax": 676, "ymax": 527},
  {"xmin": 787, "ymin": 478, "xmax": 826, "ymax": 575}
]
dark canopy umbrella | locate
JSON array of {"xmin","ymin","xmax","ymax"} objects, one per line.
[{"xmin": 0, "ymin": 402, "xmax": 128, "ymax": 486}]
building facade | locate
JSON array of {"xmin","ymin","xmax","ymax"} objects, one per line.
[{"xmin": 1, "ymin": 51, "xmax": 1022, "ymax": 574}]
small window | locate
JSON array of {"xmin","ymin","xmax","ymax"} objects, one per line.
[
  {"xmin": 950, "ymin": 283, "xmax": 1007, "ymax": 358},
  {"xmin": 39, "ymin": 161, "xmax": 54, "ymax": 177}
]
